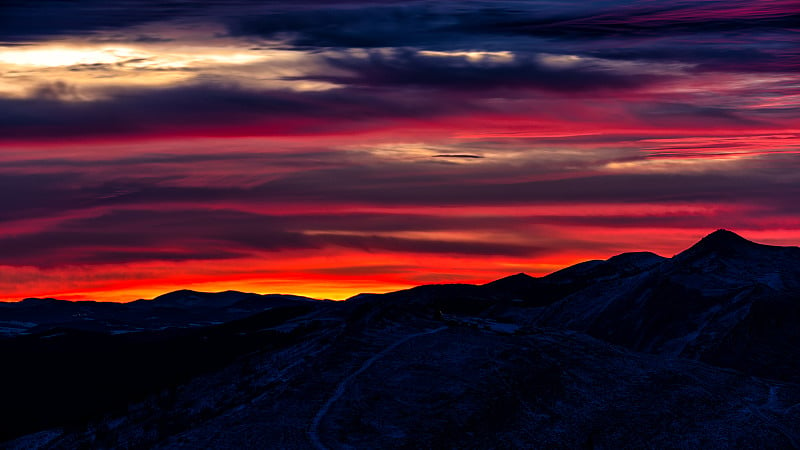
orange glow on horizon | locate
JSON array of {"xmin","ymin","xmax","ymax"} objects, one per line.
[
  {"xmin": 0, "ymin": 249, "xmax": 605, "ymax": 302},
  {"xmin": 0, "ymin": 226, "xmax": 774, "ymax": 303}
]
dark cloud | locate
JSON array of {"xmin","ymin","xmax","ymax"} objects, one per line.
[
  {"xmin": 0, "ymin": 1, "xmax": 200, "ymax": 41},
  {"xmin": 92, "ymin": 158, "xmax": 777, "ymax": 208},
  {"xmin": 0, "ymin": 208, "xmax": 547, "ymax": 267},
  {"xmin": 313, "ymin": 233, "xmax": 544, "ymax": 257},
  {"xmin": 0, "ymin": 56, "xmax": 674, "ymax": 143},
  {"xmin": 589, "ymin": 45, "xmax": 799, "ymax": 74},
  {"xmin": 0, "ymin": 82, "xmax": 460, "ymax": 141},
  {"xmin": 525, "ymin": 214, "xmax": 769, "ymax": 231},
  {"xmin": 5, "ymin": 0, "xmax": 794, "ymax": 59},
  {"xmin": 308, "ymin": 265, "xmax": 416, "ymax": 276},
  {"xmin": 0, "ymin": 1, "xmax": 795, "ymax": 143},
  {"xmin": 631, "ymin": 102, "xmax": 767, "ymax": 128},
  {"xmin": 0, "ymin": 172, "xmax": 94, "ymax": 222},
  {"xmin": 432, "ymin": 154, "xmax": 483, "ymax": 159},
  {"xmin": 1, "ymin": 150, "xmax": 348, "ymax": 170},
  {"xmin": 467, "ymin": 5, "xmax": 800, "ymax": 41},
  {"xmin": 301, "ymin": 50, "xmax": 665, "ymax": 93},
  {"xmin": 224, "ymin": 1, "xmax": 799, "ymax": 74},
  {"xmin": 7, "ymin": 157, "xmax": 800, "ymax": 220},
  {"xmin": 228, "ymin": 5, "xmax": 459, "ymax": 49}
]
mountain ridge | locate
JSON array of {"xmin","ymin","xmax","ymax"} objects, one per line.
[
  {"xmin": 4, "ymin": 229, "xmax": 800, "ymax": 448},
  {"xmin": 2, "ymin": 229, "xmax": 792, "ymax": 338},
  {"xmin": 7, "ymin": 229, "xmax": 779, "ymax": 305}
]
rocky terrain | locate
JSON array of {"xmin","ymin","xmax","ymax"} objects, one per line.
[{"xmin": 4, "ymin": 230, "xmax": 800, "ymax": 448}]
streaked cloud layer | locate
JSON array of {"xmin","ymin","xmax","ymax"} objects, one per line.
[{"xmin": 1, "ymin": 0, "xmax": 798, "ymax": 301}]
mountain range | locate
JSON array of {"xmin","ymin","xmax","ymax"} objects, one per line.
[{"xmin": 3, "ymin": 229, "xmax": 800, "ymax": 448}]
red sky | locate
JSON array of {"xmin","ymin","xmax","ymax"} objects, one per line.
[{"xmin": 0, "ymin": 0, "xmax": 798, "ymax": 301}]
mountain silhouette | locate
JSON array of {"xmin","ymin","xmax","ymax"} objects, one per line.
[{"xmin": 3, "ymin": 230, "xmax": 800, "ymax": 448}]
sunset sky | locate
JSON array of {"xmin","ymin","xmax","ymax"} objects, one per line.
[{"xmin": 0, "ymin": 0, "xmax": 798, "ymax": 301}]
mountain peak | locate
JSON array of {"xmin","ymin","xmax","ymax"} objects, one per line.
[
  {"xmin": 692, "ymin": 229, "xmax": 764, "ymax": 252},
  {"xmin": 484, "ymin": 272, "xmax": 537, "ymax": 287},
  {"xmin": 152, "ymin": 289, "xmax": 201, "ymax": 301},
  {"xmin": 504, "ymin": 272, "xmax": 536, "ymax": 282},
  {"xmin": 676, "ymin": 229, "xmax": 772, "ymax": 262},
  {"xmin": 483, "ymin": 272, "xmax": 540, "ymax": 299},
  {"xmin": 700, "ymin": 229, "xmax": 751, "ymax": 246}
]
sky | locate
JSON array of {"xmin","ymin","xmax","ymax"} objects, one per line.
[{"xmin": 0, "ymin": 0, "xmax": 798, "ymax": 301}]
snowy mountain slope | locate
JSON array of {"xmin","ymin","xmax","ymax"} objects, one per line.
[
  {"xmin": 534, "ymin": 230, "xmax": 800, "ymax": 382},
  {"xmin": 5, "ymin": 229, "xmax": 800, "ymax": 447}
]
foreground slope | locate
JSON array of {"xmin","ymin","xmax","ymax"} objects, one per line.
[{"xmin": 11, "ymin": 308, "xmax": 800, "ymax": 449}]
